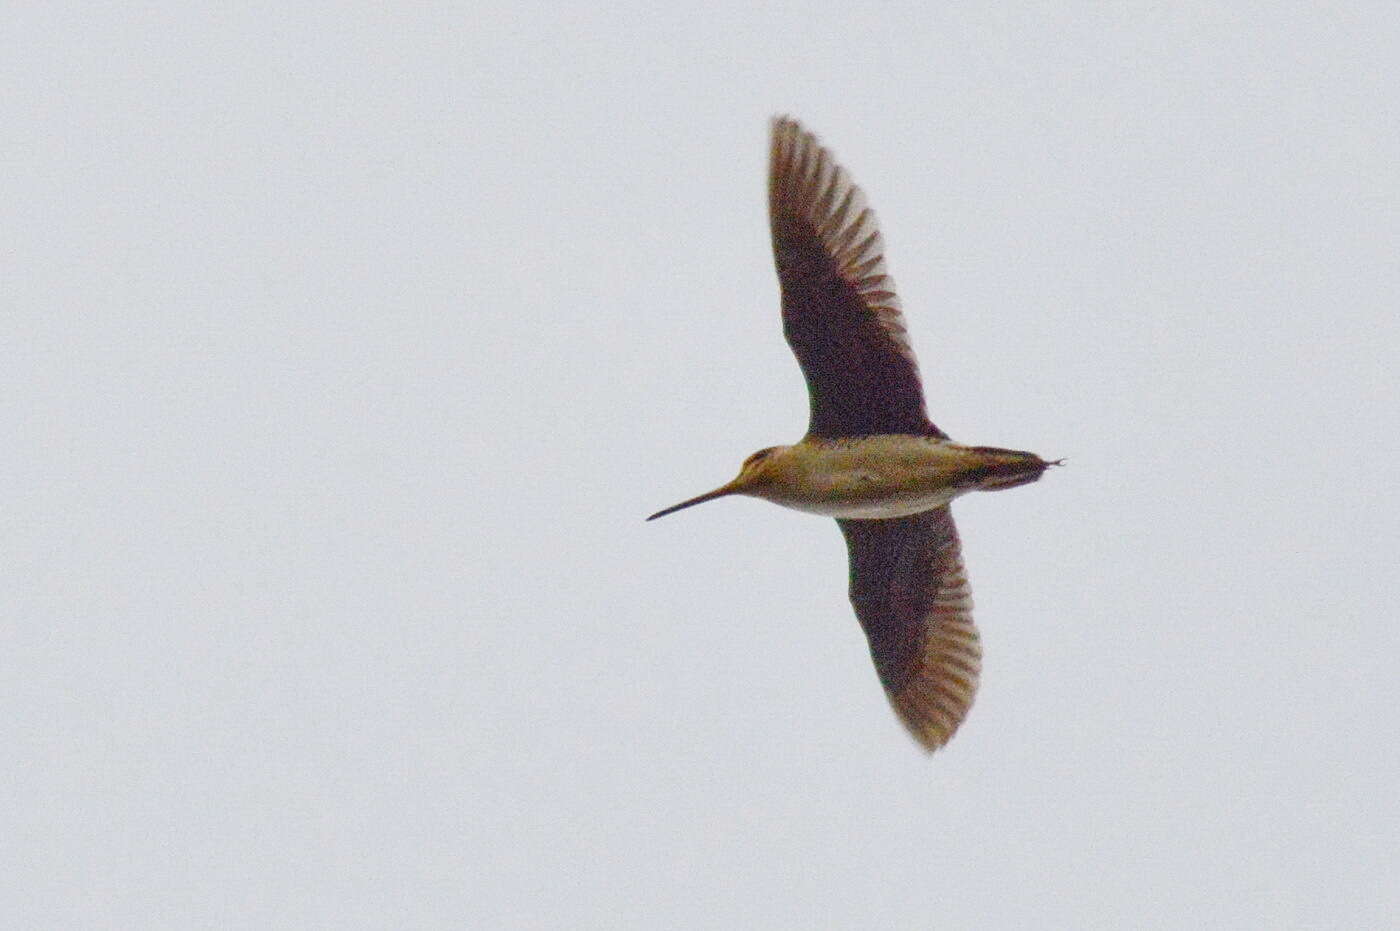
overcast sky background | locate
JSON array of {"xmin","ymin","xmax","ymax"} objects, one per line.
[{"xmin": 6, "ymin": 2, "xmax": 1399, "ymax": 928}]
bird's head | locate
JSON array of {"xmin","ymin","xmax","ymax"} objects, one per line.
[{"xmin": 646, "ymin": 446, "xmax": 788, "ymax": 521}]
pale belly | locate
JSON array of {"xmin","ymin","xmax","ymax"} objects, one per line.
[
  {"xmin": 768, "ymin": 485, "xmax": 962, "ymax": 519},
  {"xmin": 755, "ymin": 437, "xmax": 975, "ymax": 519}
]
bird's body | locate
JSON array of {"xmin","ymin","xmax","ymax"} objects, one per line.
[
  {"xmin": 648, "ymin": 117, "xmax": 1055, "ymax": 752},
  {"xmin": 727, "ymin": 437, "xmax": 1047, "ymax": 520}
]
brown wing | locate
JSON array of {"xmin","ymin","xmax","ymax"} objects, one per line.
[
  {"xmin": 769, "ymin": 117, "xmax": 944, "ymax": 439},
  {"xmin": 838, "ymin": 507, "xmax": 980, "ymax": 751}
]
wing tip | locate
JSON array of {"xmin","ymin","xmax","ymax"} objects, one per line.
[
  {"xmin": 767, "ymin": 115, "xmax": 907, "ymax": 329},
  {"xmin": 842, "ymin": 510, "xmax": 982, "ymax": 753},
  {"xmin": 891, "ymin": 528, "xmax": 982, "ymax": 753},
  {"xmin": 890, "ymin": 668, "xmax": 980, "ymax": 751}
]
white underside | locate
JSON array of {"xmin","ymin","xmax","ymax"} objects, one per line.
[{"xmin": 763, "ymin": 485, "xmax": 964, "ymax": 519}]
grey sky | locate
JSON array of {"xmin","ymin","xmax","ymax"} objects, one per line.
[{"xmin": 6, "ymin": 2, "xmax": 1399, "ymax": 927}]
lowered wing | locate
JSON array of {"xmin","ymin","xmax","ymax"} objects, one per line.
[{"xmin": 838, "ymin": 507, "xmax": 980, "ymax": 751}]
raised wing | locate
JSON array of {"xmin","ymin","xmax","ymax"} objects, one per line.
[
  {"xmin": 769, "ymin": 117, "xmax": 944, "ymax": 439},
  {"xmin": 838, "ymin": 507, "xmax": 979, "ymax": 751}
]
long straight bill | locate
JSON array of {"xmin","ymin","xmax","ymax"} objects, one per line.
[{"xmin": 645, "ymin": 483, "xmax": 738, "ymax": 521}]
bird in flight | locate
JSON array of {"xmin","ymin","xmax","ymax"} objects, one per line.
[{"xmin": 648, "ymin": 117, "xmax": 1057, "ymax": 752}]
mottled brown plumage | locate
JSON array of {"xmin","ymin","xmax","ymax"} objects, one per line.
[{"xmin": 649, "ymin": 117, "xmax": 1054, "ymax": 752}]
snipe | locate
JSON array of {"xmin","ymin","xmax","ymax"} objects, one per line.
[{"xmin": 649, "ymin": 117, "xmax": 1057, "ymax": 751}]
